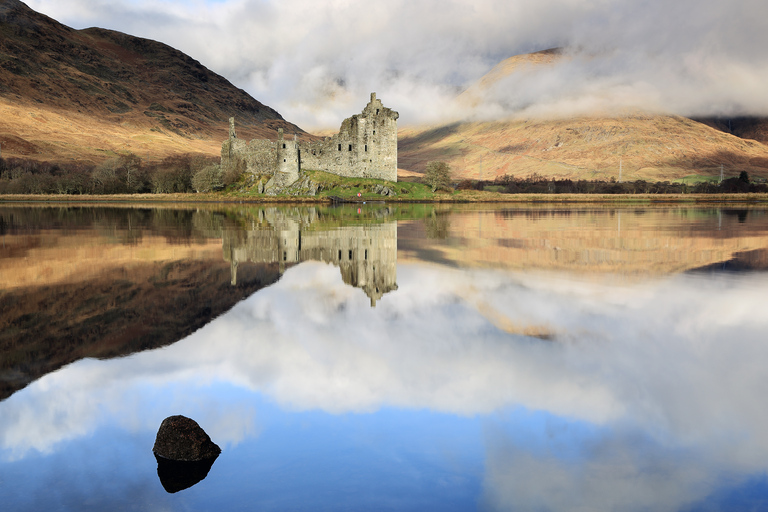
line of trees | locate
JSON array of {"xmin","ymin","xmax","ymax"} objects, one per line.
[
  {"xmin": 457, "ymin": 171, "xmax": 768, "ymax": 194},
  {"xmin": 0, "ymin": 153, "xmax": 232, "ymax": 195}
]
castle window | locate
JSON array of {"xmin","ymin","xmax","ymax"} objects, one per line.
[
  {"xmin": 365, "ymin": 249, "xmax": 368, "ymax": 260},
  {"xmin": 338, "ymin": 144, "xmax": 341, "ymax": 151},
  {"xmin": 283, "ymin": 159, "xmax": 286, "ymax": 162},
  {"xmin": 376, "ymin": 109, "xmax": 380, "ymax": 115},
  {"xmin": 348, "ymin": 144, "xmax": 352, "ymax": 151},
  {"xmin": 373, "ymin": 130, "xmax": 375, "ymax": 135},
  {"xmin": 349, "ymin": 250, "xmax": 353, "ymax": 259},
  {"xmin": 338, "ymin": 250, "xmax": 342, "ymax": 260},
  {"xmin": 364, "ymin": 145, "xmax": 367, "ymax": 152},
  {"xmin": 282, "ymin": 143, "xmax": 286, "ymax": 149}
]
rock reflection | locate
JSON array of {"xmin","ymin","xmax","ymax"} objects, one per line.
[
  {"xmin": 155, "ymin": 454, "xmax": 218, "ymax": 493},
  {"xmin": 224, "ymin": 207, "xmax": 398, "ymax": 306}
]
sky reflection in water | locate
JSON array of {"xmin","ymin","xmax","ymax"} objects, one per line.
[{"xmin": 1, "ymin": 206, "xmax": 768, "ymax": 511}]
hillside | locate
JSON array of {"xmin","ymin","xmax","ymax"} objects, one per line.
[
  {"xmin": 399, "ymin": 50, "xmax": 768, "ymax": 182},
  {"xmin": 0, "ymin": 0, "xmax": 305, "ymax": 164}
]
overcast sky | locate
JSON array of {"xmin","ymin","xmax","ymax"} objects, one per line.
[{"xmin": 24, "ymin": 0, "xmax": 768, "ymax": 129}]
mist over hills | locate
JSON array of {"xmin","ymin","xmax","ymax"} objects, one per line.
[
  {"xmin": 399, "ymin": 49, "xmax": 768, "ymax": 182},
  {"xmin": 0, "ymin": 0, "xmax": 304, "ymax": 164}
]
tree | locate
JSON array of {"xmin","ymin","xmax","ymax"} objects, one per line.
[
  {"xmin": 424, "ymin": 161, "xmax": 452, "ymax": 192},
  {"xmin": 192, "ymin": 164, "xmax": 223, "ymax": 193}
]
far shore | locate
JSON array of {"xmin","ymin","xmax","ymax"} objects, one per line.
[{"xmin": 2, "ymin": 192, "xmax": 768, "ymax": 205}]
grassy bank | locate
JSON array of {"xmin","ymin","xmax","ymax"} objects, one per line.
[
  {"xmin": 2, "ymin": 168, "xmax": 768, "ymax": 204},
  {"xmin": 3, "ymin": 192, "xmax": 768, "ymax": 204},
  {"xmin": 3, "ymin": 192, "xmax": 768, "ymax": 205}
]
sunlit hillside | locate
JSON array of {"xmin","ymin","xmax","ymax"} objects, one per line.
[
  {"xmin": 0, "ymin": 0, "xmax": 304, "ymax": 165},
  {"xmin": 399, "ymin": 50, "xmax": 768, "ymax": 182}
]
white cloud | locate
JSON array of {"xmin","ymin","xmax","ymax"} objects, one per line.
[
  {"xmin": 1, "ymin": 262, "xmax": 768, "ymax": 466},
  {"xmin": 23, "ymin": 0, "xmax": 768, "ymax": 127},
  {"xmin": 2, "ymin": 260, "xmax": 768, "ymax": 508},
  {"xmin": 480, "ymin": 425, "xmax": 720, "ymax": 512}
]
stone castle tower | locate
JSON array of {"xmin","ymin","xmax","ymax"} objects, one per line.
[{"xmin": 222, "ymin": 93, "xmax": 399, "ymax": 185}]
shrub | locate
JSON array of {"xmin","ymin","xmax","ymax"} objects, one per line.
[
  {"xmin": 192, "ymin": 164, "xmax": 223, "ymax": 193},
  {"xmin": 424, "ymin": 161, "xmax": 452, "ymax": 192}
]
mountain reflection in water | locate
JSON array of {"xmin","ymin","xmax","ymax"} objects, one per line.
[{"xmin": 1, "ymin": 204, "xmax": 768, "ymax": 511}]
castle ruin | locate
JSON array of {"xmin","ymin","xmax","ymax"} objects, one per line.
[{"xmin": 221, "ymin": 93, "xmax": 399, "ymax": 188}]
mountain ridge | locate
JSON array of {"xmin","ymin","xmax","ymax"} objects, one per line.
[{"xmin": 0, "ymin": 0, "xmax": 305, "ymax": 164}]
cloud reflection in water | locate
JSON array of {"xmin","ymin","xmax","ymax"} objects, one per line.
[{"xmin": 2, "ymin": 260, "xmax": 767, "ymax": 510}]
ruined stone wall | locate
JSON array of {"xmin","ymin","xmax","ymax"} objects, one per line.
[
  {"xmin": 221, "ymin": 136, "xmax": 277, "ymax": 176},
  {"xmin": 272, "ymin": 131, "xmax": 300, "ymax": 188},
  {"xmin": 222, "ymin": 93, "xmax": 399, "ymax": 184},
  {"xmin": 298, "ymin": 93, "xmax": 399, "ymax": 182}
]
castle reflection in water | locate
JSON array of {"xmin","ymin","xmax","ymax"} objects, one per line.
[{"xmin": 223, "ymin": 207, "xmax": 398, "ymax": 307}]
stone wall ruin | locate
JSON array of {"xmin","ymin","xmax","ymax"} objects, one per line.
[{"xmin": 221, "ymin": 93, "xmax": 399, "ymax": 188}]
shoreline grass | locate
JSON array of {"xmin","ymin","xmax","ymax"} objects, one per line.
[{"xmin": 2, "ymin": 191, "xmax": 768, "ymax": 205}]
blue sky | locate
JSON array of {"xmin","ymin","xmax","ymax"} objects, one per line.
[{"xmin": 22, "ymin": 0, "xmax": 768, "ymax": 129}]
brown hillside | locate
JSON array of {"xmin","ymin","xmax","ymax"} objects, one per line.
[
  {"xmin": 0, "ymin": 0, "xmax": 306, "ymax": 164},
  {"xmin": 399, "ymin": 115, "xmax": 768, "ymax": 181},
  {"xmin": 695, "ymin": 116, "xmax": 768, "ymax": 144},
  {"xmin": 399, "ymin": 49, "xmax": 768, "ymax": 182}
]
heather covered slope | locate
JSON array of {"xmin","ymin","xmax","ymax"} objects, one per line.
[
  {"xmin": 399, "ymin": 49, "xmax": 768, "ymax": 182},
  {"xmin": 0, "ymin": 0, "xmax": 305, "ymax": 164},
  {"xmin": 398, "ymin": 115, "xmax": 768, "ymax": 182}
]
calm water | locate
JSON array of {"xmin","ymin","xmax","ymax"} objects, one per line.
[{"xmin": 1, "ymin": 203, "xmax": 768, "ymax": 511}]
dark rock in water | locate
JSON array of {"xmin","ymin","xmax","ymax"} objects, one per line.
[
  {"xmin": 155, "ymin": 453, "xmax": 218, "ymax": 493},
  {"xmin": 153, "ymin": 415, "xmax": 221, "ymax": 462}
]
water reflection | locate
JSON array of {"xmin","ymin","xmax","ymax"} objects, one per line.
[
  {"xmin": 224, "ymin": 206, "xmax": 398, "ymax": 306},
  {"xmin": 155, "ymin": 454, "xmax": 218, "ymax": 494},
  {"xmin": 0, "ymin": 206, "xmax": 280, "ymax": 400},
  {"xmin": 1, "ymin": 204, "xmax": 768, "ymax": 511}
]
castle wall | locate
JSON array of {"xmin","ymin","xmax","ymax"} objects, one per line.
[
  {"xmin": 298, "ymin": 93, "xmax": 398, "ymax": 181},
  {"xmin": 222, "ymin": 93, "xmax": 398, "ymax": 184},
  {"xmin": 221, "ymin": 138, "xmax": 276, "ymax": 175}
]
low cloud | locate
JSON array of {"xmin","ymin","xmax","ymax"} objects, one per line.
[{"xmin": 25, "ymin": 0, "xmax": 768, "ymax": 127}]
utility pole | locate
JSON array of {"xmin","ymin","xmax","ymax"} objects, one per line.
[{"xmin": 619, "ymin": 158, "xmax": 622, "ymax": 183}]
